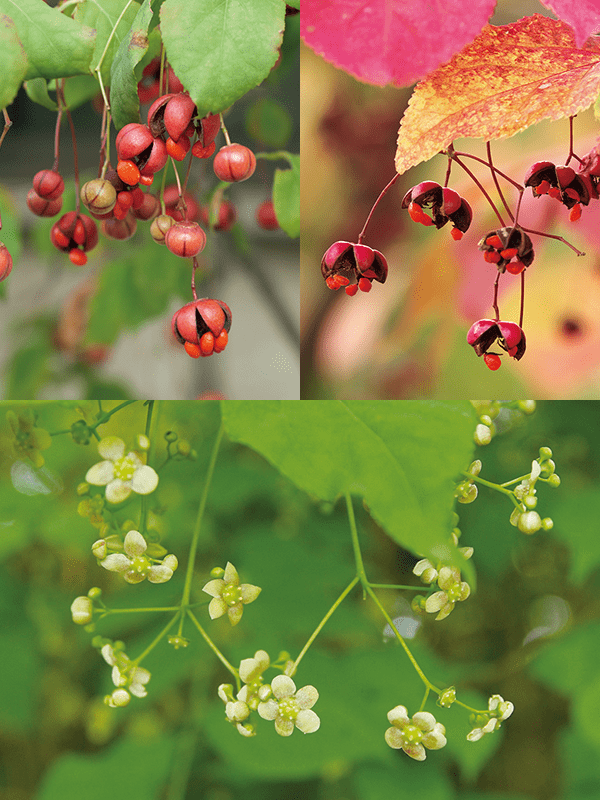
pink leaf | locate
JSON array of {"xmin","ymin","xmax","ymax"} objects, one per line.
[
  {"xmin": 540, "ymin": 0, "xmax": 600, "ymax": 48},
  {"xmin": 301, "ymin": 0, "xmax": 497, "ymax": 87}
]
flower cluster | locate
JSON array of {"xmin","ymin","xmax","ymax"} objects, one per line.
[
  {"xmin": 413, "ymin": 523, "xmax": 473, "ymax": 621},
  {"xmin": 94, "ymin": 529, "xmax": 178, "ymax": 584},
  {"xmin": 202, "ymin": 562, "xmax": 261, "ymax": 625},
  {"xmin": 509, "ymin": 447, "xmax": 558, "ymax": 534},
  {"xmin": 455, "ymin": 459, "xmax": 481, "ymax": 504},
  {"xmin": 467, "ymin": 694, "xmax": 514, "ymax": 741},
  {"xmin": 384, "ymin": 706, "xmax": 447, "ymax": 760},
  {"xmin": 99, "ymin": 641, "xmax": 151, "ymax": 707},
  {"xmin": 218, "ymin": 653, "xmax": 320, "ymax": 738},
  {"xmin": 4, "ymin": 409, "xmax": 52, "ymax": 468},
  {"xmin": 85, "ymin": 436, "xmax": 159, "ymax": 503}
]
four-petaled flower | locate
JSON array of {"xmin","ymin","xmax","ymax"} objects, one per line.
[
  {"xmin": 202, "ymin": 562, "xmax": 261, "ymax": 625},
  {"xmin": 425, "ymin": 566, "xmax": 470, "ymax": 620},
  {"xmin": 467, "ymin": 694, "xmax": 514, "ymax": 741},
  {"xmin": 85, "ymin": 436, "xmax": 159, "ymax": 503},
  {"xmin": 101, "ymin": 643, "xmax": 151, "ymax": 707},
  {"xmin": 257, "ymin": 675, "xmax": 320, "ymax": 736},
  {"xmin": 384, "ymin": 706, "xmax": 447, "ymax": 760},
  {"xmin": 98, "ymin": 530, "xmax": 178, "ymax": 584}
]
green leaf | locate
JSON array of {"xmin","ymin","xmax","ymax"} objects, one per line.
[
  {"xmin": 548, "ymin": 488, "xmax": 600, "ymax": 584},
  {"xmin": 0, "ymin": 0, "xmax": 95, "ymax": 81},
  {"xmin": 6, "ymin": 341, "xmax": 53, "ymax": 400},
  {"xmin": 24, "ymin": 77, "xmax": 58, "ymax": 111},
  {"xmin": 354, "ymin": 761, "xmax": 453, "ymax": 800},
  {"xmin": 574, "ymin": 674, "xmax": 600, "ymax": 750},
  {"xmin": 159, "ymin": 0, "xmax": 286, "ymax": 116},
  {"xmin": 273, "ymin": 152, "xmax": 299, "ymax": 238},
  {"xmin": 222, "ymin": 401, "xmax": 476, "ymax": 575},
  {"xmin": 245, "ymin": 98, "xmax": 293, "ymax": 148},
  {"xmin": 110, "ymin": 0, "xmax": 154, "ymax": 129},
  {"xmin": 0, "ymin": 14, "xmax": 27, "ymax": 109},
  {"xmin": 61, "ymin": 74, "xmax": 102, "ymax": 110},
  {"xmin": 74, "ymin": 0, "xmax": 141, "ymax": 85},
  {"xmin": 37, "ymin": 734, "xmax": 175, "ymax": 800},
  {"xmin": 529, "ymin": 620, "xmax": 600, "ymax": 696}
]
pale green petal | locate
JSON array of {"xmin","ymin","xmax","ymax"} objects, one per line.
[
  {"xmin": 124, "ymin": 570, "xmax": 147, "ymax": 584},
  {"xmin": 296, "ymin": 685, "xmax": 318, "ymax": 709},
  {"xmin": 203, "ymin": 578, "xmax": 225, "ymax": 598},
  {"xmin": 105, "ymin": 479, "xmax": 132, "ymax": 504},
  {"xmin": 70, "ymin": 596, "xmax": 93, "ymax": 625},
  {"xmin": 425, "ymin": 591, "xmax": 447, "ymax": 613},
  {"xmin": 208, "ymin": 597, "xmax": 227, "ymax": 619},
  {"xmin": 413, "ymin": 711, "xmax": 436, "ymax": 732},
  {"xmin": 275, "ymin": 717, "xmax": 294, "ymax": 737},
  {"xmin": 385, "ymin": 726, "xmax": 405, "ymax": 748},
  {"xmin": 240, "ymin": 583, "xmax": 261, "ymax": 604},
  {"xmin": 124, "ymin": 530, "xmax": 147, "ymax": 557},
  {"xmin": 387, "ymin": 705, "xmax": 410, "ymax": 726},
  {"xmin": 296, "ymin": 709, "xmax": 320, "ymax": 733},
  {"xmin": 85, "ymin": 460, "xmax": 115, "ymax": 486},
  {"xmin": 257, "ymin": 699, "xmax": 278, "ymax": 721},
  {"xmin": 131, "ymin": 465, "xmax": 159, "ymax": 495},
  {"xmin": 148, "ymin": 565, "xmax": 173, "ymax": 583},
  {"xmin": 98, "ymin": 436, "xmax": 125, "ymax": 461},
  {"xmin": 227, "ymin": 603, "xmax": 243, "ymax": 625},
  {"xmin": 100, "ymin": 554, "xmax": 131, "ymax": 572},
  {"xmin": 271, "ymin": 675, "xmax": 295, "ymax": 699},
  {"xmin": 129, "ymin": 682, "xmax": 148, "ymax": 698},
  {"xmin": 101, "ymin": 644, "xmax": 116, "ymax": 665},
  {"xmin": 223, "ymin": 562, "xmax": 239, "ymax": 584},
  {"xmin": 403, "ymin": 743, "xmax": 426, "ymax": 761},
  {"xmin": 423, "ymin": 725, "xmax": 447, "ymax": 750}
]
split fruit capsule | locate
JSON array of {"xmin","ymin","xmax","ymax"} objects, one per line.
[
  {"xmin": 467, "ymin": 318, "xmax": 526, "ymax": 367},
  {"xmin": 172, "ymin": 299, "xmax": 232, "ymax": 358},
  {"xmin": 321, "ymin": 241, "xmax": 388, "ymax": 295}
]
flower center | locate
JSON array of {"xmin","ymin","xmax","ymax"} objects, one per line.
[
  {"xmin": 447, "ymin": 583, "xmax": 462, "ymax": 602},
  {"xmin": 129, "ymin": 556, "xmax": 149, "ymax": 575},
  {"xmin": 222, "ymin": 584, "xmax": 243, "ymax": 606},
  {"xmin": 277, "ymin": 697, "xmax": 300, "ymax": 720},
  {"xmin": 402, "ymin": 724, "xmax": 423, "ymax": 744},
  {"xmin": 113, "ymin": 456, "xmax": 136, "ymax": 481}
]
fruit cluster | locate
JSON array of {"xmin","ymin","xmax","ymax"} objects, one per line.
[{"xmin": 19, "ymin": 68, "xmax": 282, "ymax": 361}]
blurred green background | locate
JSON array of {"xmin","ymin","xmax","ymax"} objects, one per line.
[{"xmin": 0, "ymin": 400, "xmax": 599, "ymax": 799}]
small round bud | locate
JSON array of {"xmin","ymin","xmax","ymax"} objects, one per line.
[
  {"xmin": 541, "ymin": 459, "xmax": 556, "ymax": 476},
  {"xmin": 468, "ymin": 460, "xmax": 482, "ymax": 476},
  {"xmin": 519, "ymin": 400, "xmax": 537, "ymax": 414},
  {"xmin": 479, "ymin": 415, "xmax": 492, "ymax": 426},
  {"xmin": 210, "ymin": 566, "xmax": 225, "ymax": 578},
  {"xmin": 92, "ymin": 539, "xmax": 107, "ymax": 559},
  {"xmin": 137, "ymin": 434, "xmax": 150, "ymax": 450},
  {"xmin": 168, "ymin": 635, "xmax": 189, "ymax": 649},
  {"xmin": 71, "ymin": 596, "xmax": 93, "ymax": 625},
  {"xmin": 177, "ymin": 439, "xmax": 191, "ymax": 456},
  {"xmin": 539, "ymin": 446, "xmax": 553, "ymax": 459},
  {"xmin": 474, "ymin": 424, "xmax": 492, "ymax": 446},
  {"xmin": 524, "ymin": 495, "xmax": 538, "ymax": 509},
  {"xmin": 438, "ymin": 687, "xmax": 456, "ymax": 708},
  {"xmin": 458, "ymin": 483, "xmax": 478, "ymax": 504},
  {"xmin": 541, "ymin": 517, "xmax": 554, "ymax": 530},
  {"xmin": 518, "ymin": 511, "xmax": 542, "ymax": 534},
  {"xmin": 87, "ymin": 587, "xmax": 102, "ymax": 599},
  {"xmin": 77, "ymin": 482, "xmax": 90, "ymax": 496},
  {"xmin": 547, "ymin": 474, "xmax": 561, "ymax": 488},
  {"xmin": 163, "ymin": 554, "xmax": 178, "ymax": 571},
  {"xmin": 164, "ymin": 431, "xmax": 178, "ymax": 443}
]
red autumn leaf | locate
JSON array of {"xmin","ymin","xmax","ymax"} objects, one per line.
[
  {"xmin": 300, "ymin": 0, "xmax": 497, "ymax": 87},
  {"xmin": 540, "ymin": 0, "xmax": 600, "ymax": 48},
  {"xmin": 395, "ymin": 14, "xmax": 600, "ymax": 175}
]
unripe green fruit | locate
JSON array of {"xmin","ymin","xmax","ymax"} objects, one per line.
[{"xmin": 81, "ymin": 179, "xmax": 117, "ymax": 214}]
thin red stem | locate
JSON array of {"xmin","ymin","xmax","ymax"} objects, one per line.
[
  {"xmin": 52, "ymin": 93, "xmax": 64, "ymax": 172},
  {"xmin": 0, "ymin": 109, "xmax": 13, "ymax": 154},
  {"xmin": 191, "ymin": 256, "xmax": 198, "ymax": 300},
  {"xmin": 450, "ymin": 153, "xmax": 505, "ymax": 227},
  {"xmin": 492, "ymin": 271, "xmax": 501, "ymax": 321},
  {"xmin": 59, "ymin": 81, "xmax": 80, "ymax": 214},
  {"xmin": 565, "ymin": 116, "xmax": 582, "ymax": 166},
  {"xmin": 357, "ymin": 173, "xmax": 399, "ymax": 244},
  {"xmin": 519, "ymin": 270, "xmax": 525, "ymax": 328},
  {"xmin": 485, "ymin": 140, "xmax": 516, "ymax": 222},
  {"xmin": 519, "ymin": 225, "xmax": 585, "ymax": 256}
]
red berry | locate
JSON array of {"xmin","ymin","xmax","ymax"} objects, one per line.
[
  {"xmin": 117, "ymin": 159, "xmax": 141, "ymax": 186},
  {"xmin": 506, "ymin": 261, "xmax": 525, "ymax": 275},
  {"xmin": 534, "ymin": 180, "xmax": 550, "ymax": 195},
  {"xmin": 130, "ymin": 187, "xmax": 145, "ymax": 210},
  {"xmin": 33, "ymin": 169, "xmax": 64, "ymax": 200},
  {"xmin": 139, "ymin": 174, "xmax": 154, "ymax": 186},
  {"xmin": 199, "ymin": 331, "xmax": 215, "ymax": 356},
  {"xmin": 102, "ymin": 213, "xmax": 137, "ymax": 240},
  {"xmin": 358, "ymin": 277, "xmax": 372, "ymax": 292},
  {"xmin": 184, "ymin": 341, "xmax": 202, "ymax": 358},
  {"xmin": 484, "ymin": 250, "xmax": 501, "ymax": 263},
  {"xmin": 484, "ymin": 353, "xmax": 502, "ymax": 370},
  {"xmin": 407, "ymin": 201, "xmax": 433, "ymax": 226},
  {"xmin": 450, "ymin": 228, "xmax": 463, "ymax": 240},
  {"xmin": 213, "ymin": 144, "xmax": 256, "ymax": 182},
  {"xmin": 485, "ymin": 234, "xmax": 504, "ymax": 249},
  {"xmin": 345, "ymin": 284, "xmax": 358, "ymax": 296},
  {"xmin": 165, "ymin": 221, "xmax": 207, "ymax": 258},
  {"xmin": 166, "ymin": 134, "xmax": 190, "ymax": 161},
  {"xmin": 69, "ymin": 248, "xmax": 87, "ymax": 266},
  {"xmin": 27, "ymin": 189, "xmax": 63, "ymax": 217},
  {"xmin": 191, "ymin": 140, "xmax": 216, "ymax": 159},
  {"xmin": 213, "ymin": 330, "xmax": 228, "ymax": 353},
  {"xmin": 500, "ymin": 247, "xmax": 518, "ymax": 260},
  {"xmin": 256, "ymin": 200, "xmax": 279, "ymax": 230},
  {"xmin": 569, "ymin": 204, "xmax": 582, "ymax": 222},
  {"xmin": 0, "ymin": 243, "xmax": 13, "ymax": 281},
  {"xmin": 117, "ymin": 191, "xmax": 133, "ymax": 210}
]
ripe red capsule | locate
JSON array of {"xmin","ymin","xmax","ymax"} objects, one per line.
[
  {"xmin": 165, "ymin": 221, "xmax": 206, "ymax": 258},
  {"xmin": 213, "ymin": 144, "xmax": 256, "ymax": 182},
  {"xmin": 172, "ymin": 298, "xmax": 232, "ymax": 357},
  {"xmin": 33, "ymin": 170, "xmax": 64, "ymax": 200},
  {"xmin": 0, "ymin": 243, "xmax": 13, "ymax": 281}
]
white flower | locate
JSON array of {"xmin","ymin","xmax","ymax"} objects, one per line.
[
  {"xmin": 425, "ymin": 566, "xmax": 470, "ymax": 620},
  {"xmin": 413, "ymin": 558, "xmax": 439, "ymax": 584},
  {"xmin": 217, "ymin": 683, "xmax": 256, "ymax": 737},
  {"xmin": 85, "ymin": 436, "xmax": 158, "ymax": 504},
  {"xmin": 100, "ymin": 643, "xmax": 151, "ymax": 706},
  {"xmin": 258, "ymin": 675, "xmax": 320, "ymax": 736},
  {"xmin": 202, "ymin": 562, "xmax": 261, "ymax": 625},
  {"xmin": 467, "ymin": 694, "xmax": 514, "ymax": 741},
  {"xmin": 70, "ymin": 595, "xmax": 93, "ymax": 625},
  {"xmin": 384, "ymin": 705, "xmax": 447, "ymax": 760},
  {"xmin": 99, "ymin": 530, "xmax": 177, "ymax": 584}
]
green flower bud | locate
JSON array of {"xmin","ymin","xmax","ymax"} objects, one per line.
[
  {"xmin": 71, "ymin": 596, "xmax": 93, "ymax": 625},
  {"xmin": 474, "ymin": 424, "xmax": 492, "ymax": 446},
  {"xmin": 88, "ymin": 587, "xmax": 102, "ymax": 599},
  {"xmin": 547, "ymin": 474, "xmax": 561, "ymax": 488},
  {"xmin": 77, "ymin": 482, "xmax": 90, "ymax": 496},
  {"xmin": 541, "ymin": 517, "xmax": 554, "ymax": 531},
  {"xmin": 164, "ymin": 431, "xmax": 178, "ymax": 443},
  {"xmin": 518, "ymin": 511, "xmax": 542, "ymax": 535},
  {"xmin": 539, "ymin": 446, "xmax": 553, "ymax": 460},
  {"xmin": 176, "ymin": 439, "xmax": 191, "ymax": 456},
  {"xmin": 518, "ymin": 400, "xmax": 536, "ymax": 414}
]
